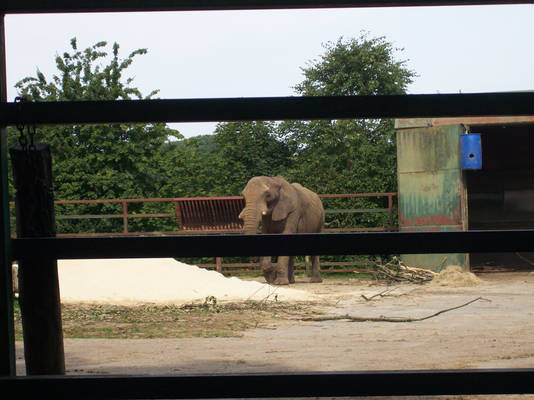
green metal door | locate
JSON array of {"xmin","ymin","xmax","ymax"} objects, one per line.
[{"xmin": 397, "ymin": 124, "xmax": 468, "ymax": 271}]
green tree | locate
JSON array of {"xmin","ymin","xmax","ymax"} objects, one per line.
[
  {"xmin": 157, "ymin": 121, "xmax": 291, "ymax": 201},
  {"xmin": 11, "ymin": 38, "xmax": 181, "ymax": 233},
  {"xmin": 280, "ymin": 34, "xmax": 415, "ymax": 230},
  {"xmin": 158, "ymin": 135, "xmax": 226, "ymax": 198},
  {"xmin": 294, "ymin": 35, "xmax": 413, "ymax": 97},
  {"xmin": 211, "ymin": 121, "xmax": 292, "ymax": 195}
]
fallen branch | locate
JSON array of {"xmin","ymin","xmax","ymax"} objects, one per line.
[
  {"xmin": 371, "ymin": 257, "xmax": 437, "ymax": 284},
  {"xmin": 303, "ymin": 297, "xmax": 489, "ymax": 323},
  {"xmin": 361, "ymin": 287, "xmax": 422, "ymax": 302},
  {"xmin": 361, "ymin": 287, "xmax": 399, "ymax": 301}
]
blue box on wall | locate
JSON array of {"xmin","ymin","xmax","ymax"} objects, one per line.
[{"xmin": 460, "ymin": 133, "xmax": 482, "ymax": 170}]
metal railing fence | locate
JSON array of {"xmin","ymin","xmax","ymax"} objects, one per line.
[
  {"xmin": 8, "ymin": 192, "xmax": 396, "ymax": 236},
  {"xmin": 9, "ymin": 193, "xmax": 397, "ymax": 274}
]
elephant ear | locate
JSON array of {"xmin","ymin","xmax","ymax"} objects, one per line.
[{"xmin": 271, "ymin": 176, "xmax": 297, "ymax": 221}]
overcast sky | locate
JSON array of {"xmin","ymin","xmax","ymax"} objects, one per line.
[{"xmin": 4, "ymin": 4, "xmax": 534, "ymax": 138}]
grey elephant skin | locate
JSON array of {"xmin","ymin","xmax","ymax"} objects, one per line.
[{"xmin": 238, "ymin": 175, "xmax": 324, "ymax": 285}]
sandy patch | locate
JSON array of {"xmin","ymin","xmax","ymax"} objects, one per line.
[{"xmin": 57, "ymin": 258, "xmax": 315, "ymax": 305}]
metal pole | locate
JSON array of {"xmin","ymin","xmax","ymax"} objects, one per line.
[
  {"xmin": 122, "ymin": 200, "xmax": 128, "ymax": 234},
  {"xmin": 0, "ymin": 13, "xmax": 16, "ymax": 376},
  {"xmin": 174, "ymin": 200, "xmax": 183, "ymax": 230}
]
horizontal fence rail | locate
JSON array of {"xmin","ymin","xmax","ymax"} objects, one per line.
[
  {"xmin": 49, "ymin": 196, "xmax": 247, "ymax": 236},
  {"xmin": 2, "ymin": 0, "xmax": 534, "ymax": 13},
  {"xmin": 2, "ymin": 93, "xmax": 534, "ymax": 125},
  {"xmin": 11, "ymin": 230, "xmax": 534, "ymax": 260},
  {"xmin": 18, "ymin": 193, "xmax": 396, "ymax": 237},
  {"xmin": 196, "ymin": 260, "xmax": 376, "ymax": 275},
  {"xmin": 11, "ymin": 193, "xmax": 394, "ymax": 274},
  {"xmin": 3, "ymin": 369, "xmax": 534, "ymax": 399}
]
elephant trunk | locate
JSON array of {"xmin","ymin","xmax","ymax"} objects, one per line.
[
  {"xmin": 240, "ymin": 206, "xmax": 261, "ymax": 235},
  {"xmin": 240, "ymin": 204, "xmax": 276, "ymax": 283}
]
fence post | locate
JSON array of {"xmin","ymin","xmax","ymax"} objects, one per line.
[
  {"xmin": 10, "ymin": 143, "xmax": 65, "ymax": 375},
  {"xmin": 174, "ymin": 200, "xmax": 183, "ymax": 231},
  {"xmin": 122, "ymin": 200, "xmax": 128, "ymax": 234},
  {"xmin": 216, "ymin": 257, "xmax": 222, "ymax": 273},
  {"xmin": 0, "ymin": 126, "xmax": 13, "ymax": 377}
]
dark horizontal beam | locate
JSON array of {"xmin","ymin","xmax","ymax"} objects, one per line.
[
  {"xmin": 10, "ymin": 230, "xmax": 534, "ymax": 259},
  {"xmin": 2, "ymin": 93, "xmax": 534, "ymax": 126},
  {"xmin": 2, "ymin": 369, "xmax": 534, "ymax": 398},
  {"xmin": 2, "ymin": 0, "xmax": 533, "ymax": 14}
]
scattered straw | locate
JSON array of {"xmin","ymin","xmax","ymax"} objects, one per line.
[{"xmin": 430, "ymin": 265, "xmax": 484, "ymax": 287}]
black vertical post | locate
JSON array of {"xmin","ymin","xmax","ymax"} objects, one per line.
[
  {"xmin": 0, "ymin": 13, "xmax": 16, "ymax": 377},
  {"xmin": 10, "ymin": 143, "xmax": 65, "ymax": 375}
]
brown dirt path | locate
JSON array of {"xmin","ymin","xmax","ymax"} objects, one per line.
[{"xmin": 15, "ymin": 272, "xmax": 534, "ymax": 398}]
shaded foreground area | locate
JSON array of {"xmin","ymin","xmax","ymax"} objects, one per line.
[{"xmin": 14, "ymin": 272, "xmax": 534, "ymax": 399}]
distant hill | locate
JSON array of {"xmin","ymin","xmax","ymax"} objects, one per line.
[{"xmin": 168, "ymin": 134, "xmax": 218, "ymax": 153}]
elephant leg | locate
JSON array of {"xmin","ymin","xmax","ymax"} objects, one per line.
[
  {"xmin": 288, "ymin": 256, "xmax": 295, "ymax": 284},
  {"xmin": 260, "ymin": 256, "xmax": 272, "ymax": 270},
  {"xmin": 272, "ymin": 256, "xmax": 290, "ymax": 285},
  {"xmin": 310, "ymin": 255, "xmax": 322, "ymax": 283},
  {"xmin": 260, "ymin": 256, "xmax": 275, "ymax": 283},
  {"xmin": 263, "ymin": 269, "xmax": 276, "ymax": 284}
]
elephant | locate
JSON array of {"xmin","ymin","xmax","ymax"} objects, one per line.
[{"xmin": 238, "ymin": 175, "xmax": 324, "ymax": 285}]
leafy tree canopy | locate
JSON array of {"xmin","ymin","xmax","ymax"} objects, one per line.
[
  {"xmin": 9, "ymin": 33, "xmax": 417, "ymax": 235},
  {"xmin": 16, "ymin": 38, "xmax": 159, "ymax": 101},
  {"xmin": 281, "ymin": 34, "xmax": 415, "ymax": 193},
  {"xmin": 212, "ymin": 121, "xmax": 292, "ymax": 195},
  {"xmin": 199, "ymin": 34, "xmax": 415, "ymax": 218},
  {"xmin": 294, "ymin": 34, "xmax": 414, "ymax": 97},
  {"xmin": 10, "ymin": 38, "xmax": 181, "ymax": 233},
  {"xmin": 12, "ymin": 38, "xmax": 182, "ymax": 202},
  {"xmin": 277, "ymin": 34, "xmax": 416, "ymax": 229}
]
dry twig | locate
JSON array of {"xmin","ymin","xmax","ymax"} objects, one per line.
[
  {"xmin": 361, "ymin": 287, "xmax": 399, "ymax": 301},
  {"xmin": 361, "ymin": 287, "xmax": 422, "ymax": 302},
  {"xmin": 303, "ymin": 297, "xmax": 489, "ymax": 323},
  {"xmin": 371, "ymin": 257, "xmax": 437, "ymax": 284}
]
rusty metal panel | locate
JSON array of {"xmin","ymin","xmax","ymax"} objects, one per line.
[
  {"xmin": 176, "ymin": 198, "xmax": 245, "ymax": 231},
  {"xmin": 398, "ymin": 170, "xmax": 463, "ymax": 228},
  {"xmin": 397, "ymin": 124, "xmax": 468, "ymax": 270}
]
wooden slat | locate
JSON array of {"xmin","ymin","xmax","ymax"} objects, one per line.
[
  {"xmin": 2, "ymin": 0, "xmax": 533, "ymax": 13},
  {"xmin": 1, "ymin": 369, "xmax": 534, "ymax": 398},
  {"xmin": 10, "ymin": 230, "xmax": 534, "ymax": 260},
  {"xmin": 1, "ymin": 93, "xmax": 534, "ymax": 125}
]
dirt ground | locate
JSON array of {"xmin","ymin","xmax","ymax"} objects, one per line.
[{"xmin": 15, "ymin": 271, "xmax": 534, "ymax": 398}]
